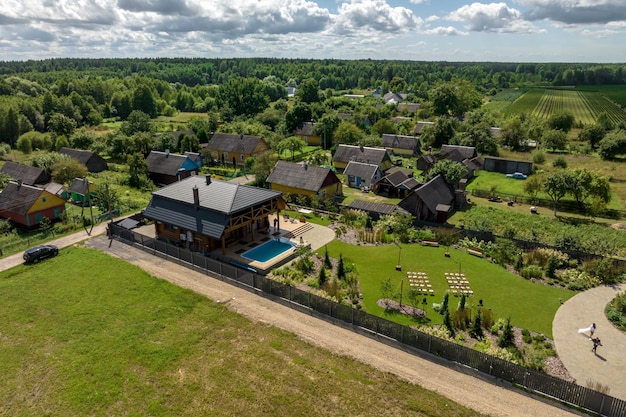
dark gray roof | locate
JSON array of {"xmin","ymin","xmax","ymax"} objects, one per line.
[
  {"xmin": 0, "ymin": 161, "xmax": 49, "ymax": 185},
  {"xmin": 0, "ymin": 181, "xmax": 46, "ymax": 215},
  {"xmin": 333, "ymin": 144, "xmax": 390, "ymax": 166},
  {"xmin": 414, "ymin": 175, "xmax": 455, "ymax": 214},
  {"xmin": 384, "ymin": 170, "xmax": 411, "ymax": 187},
  {"xmin": 381, "ymin": 134, "xmax": 421, "ymax": 152},
  {"xmin": 344, "ymin": 161, "xmax": 379, "ymax": 179},
  {"xmin": 143, "ymin": 176, "xmax": 283, "ymax": 239},
  {"xmin": 68, "ymin": 178, "xmax": 92, "ymax": 195},
  {"xmin": 294, "ymin": 122, "xmax": 315, "ymax": 136},
  {"xmin": 348, "ymin": 200, "xmax": 397, "ymax": 216},
  {"xmin": 413, "ymin": 121, "xmax": 434, "ymax": 135},
  {"xmin": 440, "ymin": 145, "xmax": 477, "ymax": 160},
  {"xmin": 145, "ymin": 150, "xmax": 188, "ymax": 175},
  {"xmin": 348, "ymin": 199, "xmax": 411, "ymax": 217},
  {"xmin": 206, "ymin": 133, "xmax": 266, "ymax": 154},
  {"xmin": 397, "ymin": 103, "xmax": 421, "ymax": 113},
  {"xmin": 266, "ymin": 161, "xmax": 339, "ymax": 191},
  {"xmin": 384, "ymin": 167, "xmax": 414, "ymax": 177},
  {"xmin": 59, "ymin": 147, "xmax": 95, "ymax": 165}
]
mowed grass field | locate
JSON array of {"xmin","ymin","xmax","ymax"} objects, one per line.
[
  {"xmin": 321, "ymin": 240, "xmax": 574, "ymax": 338},
  {"xmin": 0, "ymin": 246, "xmax": 485, "ymax": 417}
]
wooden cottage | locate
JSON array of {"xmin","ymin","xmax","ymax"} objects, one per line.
[
  {"xmin": 59, "ymin": 147, "xmax": 108, "ymax": 173},
  {"xmin": 0, "ymin": 181, "xmax": 66, "ymax": 228},
  {"xmin": 142, "ymin": 175, "xmax": 287, "ymax": 255},
  {"xmin": 145, "ymin": 150, "xmax": 199, "ymax": 185},
  {"xmin": 266, "ymin": 161, "xmax": 342, "ymax": 201},
  {"xmin": 205, "ymin": 133, "xmax": 270, "ymax": 168}
]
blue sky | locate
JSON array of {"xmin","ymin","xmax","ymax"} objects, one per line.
[{"xmin": 0, "ymin": 0, "xmax": 625, "ymax": 63}]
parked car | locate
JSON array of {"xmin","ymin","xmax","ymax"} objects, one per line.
[
  {"xmin": 506, "ymin": 172, "xmax": 527, "ymax": 180},
  {"xmin": 23, "ymin": 245, "xmax": 59, "ymax": 264}
]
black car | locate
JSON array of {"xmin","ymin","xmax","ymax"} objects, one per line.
[{"xmin": 23, "ymin": 245, "xmax": 59, "ymax": 264}]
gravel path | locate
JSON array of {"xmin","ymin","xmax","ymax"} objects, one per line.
[
  {"xmin": 553, "ymin": 283, "xmax": 626, "ymax": 400},
  {"xmin": 84, "ymin": 236, "xmax": 586, "ymax": 417}
]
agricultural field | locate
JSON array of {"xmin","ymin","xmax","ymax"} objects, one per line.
[
  {"xmin": 576, "ymin": 84, "xmax": 626, "ymax": 108},
  {"xmin": 500, "ymin": 88, "xmax": 626, "ymax": 126}
]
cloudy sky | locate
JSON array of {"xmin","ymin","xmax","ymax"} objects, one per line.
[{"xmin": 1, "ymin": 0, "xmax": 625, "ymax": 63}]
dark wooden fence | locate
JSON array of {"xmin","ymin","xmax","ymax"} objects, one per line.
[{"xmin": 109, "ymin": 223, "xmax": 626, "ymax": 417}]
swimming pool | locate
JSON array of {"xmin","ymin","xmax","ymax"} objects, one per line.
[{"xmin": 241, "ymin": 237, "xmax": 297, "ymax": 263}]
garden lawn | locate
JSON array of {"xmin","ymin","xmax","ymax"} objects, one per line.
[
  {"xmin": 0, "ymin": 246, "xmax": 484, "ymax": 417},
  {"xmin": 321, "ymin": 241, "xmax": 574, "ymax": 338}
]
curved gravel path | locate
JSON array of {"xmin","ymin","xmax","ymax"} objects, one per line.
[{"xmin": 553, "ymin": 283, "xmax": 626, "ymax": 400}]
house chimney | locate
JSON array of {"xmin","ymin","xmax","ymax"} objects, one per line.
[
  {"xmin": 239, "ymin": 132, "xmax": 244, "ymax": 140},
  {"xmin": 192, "ymin": 185, "xmax": 199, "ymax": 207},
  {"xmin": 359, "ymin": 143, "xmax": 364, "ymax": 152},
  {"xmin": 205, "ymin": 174, "xmax": 212, "ymax": 185},
  {"xmin": 303, "ymin": 161, "xmax": 308, "ymax": 170},
  {"xmin": 17, "ymin": 179, "xmax": 22, "ymax": 188},
  {"xmin": 165, "ymin": 149, "xmax": 170, "ymax": 158}
]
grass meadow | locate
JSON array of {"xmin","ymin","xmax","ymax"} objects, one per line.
[
  {"xmin": 320, "ymin": 240, "xmax": 574, "ymax": 338},
  {"xmin": 0, "ymin": 246, "xmax": 485, "ymax": 417}
]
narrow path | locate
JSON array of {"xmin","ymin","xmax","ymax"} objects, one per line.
[
  {"xmin": 553, "ymin": 284, "xmax": 626, "ymax": 400},
  {"xmin": 83, "ymin": 236, "xmax": 585, "ymax": 417}
]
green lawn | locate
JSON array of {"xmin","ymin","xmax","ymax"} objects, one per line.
[
  {"xmin": 320, "ymin": 240, "xmax": 574, "ymax": 338},
  {"xmin": 0, "ymin": 246, "xmax": 485, "ymax": 417}
]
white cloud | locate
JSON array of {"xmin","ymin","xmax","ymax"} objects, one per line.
[
  {"xmin": 332, "ymin": 0, "xmax": 422, "ymax": 36},
  {"xmin": 422, "ymin": 26, "xmax": 468, "ymax": 36},
  {"xmin": 448, "ymin": 2, "xmax": 542, "ymax": 33},
  {"xmin": 517, "ymin": 0, "xmax": 626, "ymax": 25}
]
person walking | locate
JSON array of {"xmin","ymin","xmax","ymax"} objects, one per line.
[
  {"xmin": 591, "ymin": 337, "xmax": 602, "ymax": 354},
  {"xmin": 589, "ymin": 323, "xmax": 596, "ymax": 338}
]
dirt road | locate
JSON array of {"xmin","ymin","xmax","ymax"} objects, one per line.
[{"xmin": 85, "ymin": 236, "xmax": 585, "ymax": 417}]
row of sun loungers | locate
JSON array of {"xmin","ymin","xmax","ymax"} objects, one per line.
[
  {"xmin": 445, "ymin": 272, "xmax": 473, "ymax": 296},
  {"xmin": 408, "ymin": 272, "xmax": 435, "ymax": 295}
]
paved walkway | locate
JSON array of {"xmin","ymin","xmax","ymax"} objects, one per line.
[{"xmin": 553, "ymin": 283, "xmax": 626, "ymax": 400}]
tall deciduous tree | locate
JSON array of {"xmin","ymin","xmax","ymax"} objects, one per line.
[
  {"xmin": 333, "ymin": 121, "xmax": 364, "ymax": 145},
  {"xmin": 51, "ymin": 158, "xmax": 88, "ymax": 185},
  {"xmin": 276, "ymin": 136, "xmax": 306, "ymax": 160},
  {"xmin": 295, "ymin": 78, "xmax": 321, "ymax": 104},
  {"xmin": 133, "ymin": 84, "xmax": 158, "ymax": 118},
  {"xmin": 250, "ymin": 151, "xmax": 278, "ymax": 185},
  {"xmin": 543, "ymin": 169, "xmax": 570, "ymax": 216},
  {"xmin": 216, "ymin": 77, "xmax": 270, "ymax": 117},
  {"xmin": 120, "ymin": 110, "xmax": 153, "ymax": 136},
  {"xmin": 423, "ymin": 159, "xmax": 467, "ymax": 186}
]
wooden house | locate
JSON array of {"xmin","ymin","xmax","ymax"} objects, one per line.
[
  {"xmin": 205, "ymin": 133, "xmax": 270, "ymax": 168},
  {"xmin": 381, "ymin": 134, "xmax": 422, "ymax": 157},
  {"xmin": 484, "ymin": 156, "xmax": 532, "ymax": 175},
  {"xmin": 67, "ymin": 177, "xmax": 97, "ymax": 204},
  {"xmin": 59, "ymin": 147, "xmax": 108, "ymax": 173},
  {"xmin": 343, "ymin": 161, "xmax": 383, "ymax": 190},
  {"xmin": 332, "ymin": 144, "xmax": 392, "ymax": 173},
  {"xmin": 294, "ymin": 122, "xmax": 321, "ymax": 146},
  {"xmin": 373, "ymin": 170, "xmax": 419, "ymax": 198},
  {"xmin": 347, "ymin": 200, "xmax": 411, "ymax": 221},
  {"xmin": 398, "ymin": 175, "xmax": 456, "ymax": 223},
  {"xmin": 266, "ymin": 161, "xmax": 342, "ymax": 201},
  {"xmin": 0, "ymin": 161, "xmax": 50, "ymax": 185},
  {"xmin": 145, "ymin": 150, "xmax": 199, "ymax": 185},
  {"xmin": 0, "ymin": 181, "xmax": 66, "ymax": 228},
  {"xmin": 142, "ymin": 175, "xmax": 287, "ymax": 255}
]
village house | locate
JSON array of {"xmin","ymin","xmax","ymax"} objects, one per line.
[
  {"xmin": 0, "ymin": 161, "xmax": 50, "ymax": 185},
  {"xmin": 266, "ymin": 161, "xmax": 342, "ymax": 201},
  {"xmin": 59, "ymin": 147, "xmax": 108, "ymax": 173},
  {"xmin": 142, "ymin": 175, "xmax": 287, "ymax": 255},
  {"xmin": 0, "ymin": 181, "xmax": 66, "ymax": 228},
  {"xmin": 145, "ymin": 150, "xmax": 200, "ymax": 185},
  {"xmin": 381, "ymin": 134, "xmax": 422, "ymax": 157},
  {"xmin": 343, "ymin": 161, "xmax": 383, "ymax": 190},
  {"xmin": 204, "ymin": 132, "xmax": 270, "ymax": 168},
  {"xmin": 332, "ymin": 144, "xmax": 393, "ymax": 173}
]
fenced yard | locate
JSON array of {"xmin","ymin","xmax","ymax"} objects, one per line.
[{"xmin": 109, "ymin": 223, "xmax": 626, "ymax": 417}]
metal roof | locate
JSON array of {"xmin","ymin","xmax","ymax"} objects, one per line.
[{"xmin": 151, "ymin": 175, "xmax": 282, "ymax": 214}]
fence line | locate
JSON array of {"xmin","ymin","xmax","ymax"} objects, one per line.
[{"xmin": 109, "ymin": 223, "xmax": 626, "ymax": 417}]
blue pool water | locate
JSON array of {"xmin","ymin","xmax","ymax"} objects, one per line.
[{"xmin": 241, "ymin": 238, "xmax": 297, "ymax": 262}]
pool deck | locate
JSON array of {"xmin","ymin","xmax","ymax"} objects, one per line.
[{"xmin": 220, "ymin": 214, "xmax": 336, "ymax": 274}]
